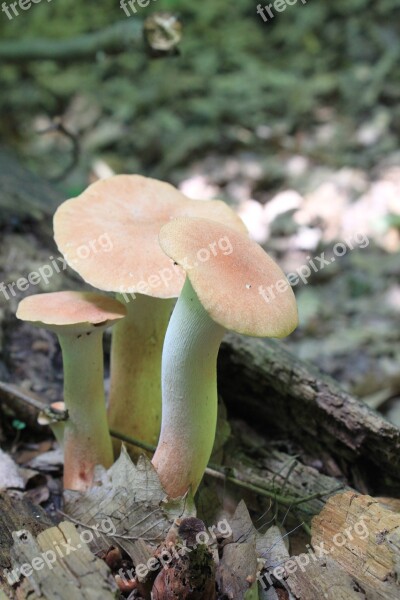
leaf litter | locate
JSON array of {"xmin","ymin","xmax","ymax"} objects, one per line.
[
  {"xmin": 59, "ymin": 448, "xmax": 294, "ymax": 599},
  {"xmin": 63, "ymin": 446, "xmax": 194, "ymax": 563}
]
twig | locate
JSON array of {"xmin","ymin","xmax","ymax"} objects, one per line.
[
  {"xmin": 298, "ymin": 518, "xmax": 312, "ymax": 537},
  {"xmin": 0, "ymin": 381, "xmax": 47, "ymax": 412},
  {"xmin": 0, "ymin": 381, "xmax": 67, "ymax": 422},
  {"xmin": 0, "ymin": 20, "xmax": 143, "ymax": 63},
  {"xmin": 204, "ymin": 466, "xmax": 342, "ymax": 508},
  {"xmin": 109, "ymin": 429, "xmax": 155, "ymax": 454},
  {"xmin": 110, "ymin": 429, "xmax": 341, "ymax": 507},
  {"xmin": 0, "ymin": 16, "xmax": 182, "ymax": 63}
]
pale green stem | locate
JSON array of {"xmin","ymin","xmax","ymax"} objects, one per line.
[
  {"xmin": 59, "ymin": 330, "xmax": 113, "ymax": 491},
  {"xmin": 38, "ymin": 405, "xmax": 66, "ymax": 450},
  {"xmin": 109, "ymin": 293, "xmax": 175, "ymax": 457},
  {"xmin": 152, "ymin": 278, "xmax": 226, "ymax": 497},
  {"xmin": 50, "ymin": 422, "xmax": 65, "ymax": 450}
]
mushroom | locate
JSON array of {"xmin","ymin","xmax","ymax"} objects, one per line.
[
  {"xmin": 152, "ymin": 217, "xmax": 298, "ymax": 497},
  {"xmin": 17, "ymin": 291, "xmax": 126, "ymax": 491},
  {"xmin": 53, "ymin": 175, "xmax": 246, "ymax": 455},
  {"xmin": 37, "ymin": 401, "xmax": 67, "ymax": 450}
]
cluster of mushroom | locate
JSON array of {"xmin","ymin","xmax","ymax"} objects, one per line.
[{"xmin": 17, "ymin": 175, "xmax": 298, "ymax": 497}]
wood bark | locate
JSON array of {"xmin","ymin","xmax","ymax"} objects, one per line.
[
  {"xmin": 0, "ymin": 493, "xmax": 54, "ymax": 596},
  {"xmin": 285, "ymin": 491, "xmax": 400, "ymax": 599},
  {"xmin": 6, "ymin": 520, "xmax": 118, "ymax": 599},
  {"xmin": 256, "ymin": 491, "xmax": 400, "ymax": 599},
  {"xmin": 225, "ymin": 446, "xmax": 347, "ymax": 521},
  {"xmin": 218, "ymin": 334, "xmax": 400, "ymax": 492}
]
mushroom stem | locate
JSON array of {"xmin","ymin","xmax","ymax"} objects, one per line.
[
  {"xmin": 50, "ymin": 423, "xmax": 65, "ymax": 449},
  {"xmin": 59, "ymin": 330, "xmax": 113, "ymax": 490},
  {"xmin": 38, "ymin": 404, "xmax": 66, "ymax": 450},
  {"xmin": 152, "ymin": 278, "xmax": 225, "ymax": 497},
  {"xmin": 109, "ymin": 293, "xmax": 175, "ymax": 457}
]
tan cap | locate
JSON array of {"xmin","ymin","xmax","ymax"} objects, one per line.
[
  {"xmin": 53, "ymin": 175, "xmax": 247, "ymax": 299},
  {"xmin": 17, "ymin": 291, "xmax": 126, "ymax": 334},
  {"xmin": 37, "ymin": 401, "xmax": 67, "ymax": 427},
  {"xmin": 159, "ymin": 217, "xmax": 298, "ymax": 337}
]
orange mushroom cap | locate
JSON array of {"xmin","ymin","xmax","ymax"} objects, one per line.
[
  {"xmin": 53, "ymin": 175, "xmax": 247, "ymax": 299},
  {"xmin": 159, "ymin": 217, "xmax": 298, "ymax": 338},
  {"xmin": 17, "ymin": 291, "xmax": 126, "ymax": 334}
]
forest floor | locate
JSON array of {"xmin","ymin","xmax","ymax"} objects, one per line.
[{"xmin": 0, "ymin": 2, "xmax": 400, "ymax": 597}]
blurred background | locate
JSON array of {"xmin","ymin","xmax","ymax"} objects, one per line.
[{"xmin": 0, "ymin": 0, "xmax": 400, "ymax": 421}]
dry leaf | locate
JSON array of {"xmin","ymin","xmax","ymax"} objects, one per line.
[
  {"xmin": 64, "ymin": 447, "xmax": 194, "ymax": 562},
  {"xmin": 0, "ymin": 449, "xmax": 25, "ymax": 490}
]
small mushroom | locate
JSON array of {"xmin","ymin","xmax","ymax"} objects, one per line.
[
  {"xmin": 53, "ymin": 175, "xmax": 246, "ymax": 455},
  {"xmin": 17, "ymin": 291, "xmax": 126, "ymax": 491},
  {"xmin": 37, "ymin": 401, "xmax": 67, "ymax": 450},
  {"xmin": 152, "ymin": 217, "xmax": 298, "ymax": 497}
]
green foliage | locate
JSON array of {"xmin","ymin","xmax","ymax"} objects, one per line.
[{"xmin": 0, "ymin": 0, "xmax": 399, "ymax": 182}]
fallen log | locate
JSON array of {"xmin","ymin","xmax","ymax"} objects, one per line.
[
  {"xmin": 218, "ymin": 334, "xmax": 400, "ymax": 492},
  {"xmin": 286, "ymin": 492, "xmax": 400, "ymax": 600},
  {"xmin": 256, "ymin": 491, "xmax": 400, "ymax": 599},
  {"xmin": 309, "ymin": 491, "xmax": 400, "ymax": 598},
  {"xmin": 0, "ymin": 493, "xmax": 54, "ymax": 596},
  {"xmin": 0, "ymin": 464, "xmax": 121, "ymax": 598}
]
